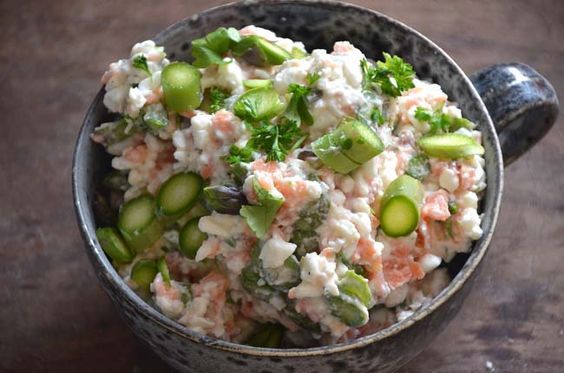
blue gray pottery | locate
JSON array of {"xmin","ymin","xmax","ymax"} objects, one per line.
[{"xmin": 72, "ymin": 1, "xmax": 559, "ymax": 372}]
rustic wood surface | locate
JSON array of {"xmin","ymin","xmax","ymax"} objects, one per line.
[{"xmin": 1, "ymin": 0, "xmax": 562, "ymax": 372}]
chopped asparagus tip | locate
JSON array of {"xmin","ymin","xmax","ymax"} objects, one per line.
[{"xmin": 203, "ymin": 185, "xmax": 247, "ymax": 214}]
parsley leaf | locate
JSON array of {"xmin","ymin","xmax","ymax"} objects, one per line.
[
  {"xmin": 247, "ymin": 119, "xmax": 305, "ymax": 162},
  {"xmin": 240, "ymin": 179, "xmax": 284, "ymax": 238},
  {"xmin": 233, "ymin": 87, "xmax": 285, "ymax": 122},
  {"xmin": 414, "ymin": 107, "xmax": 475, "ymax": 134},
  {"xmin": 306, "ymin": 72, "xmax": 321, "ymax": 86},
  {"xmin": 223, "ymin": 145, "xmax": 254, "ymax": 182},
  {"xmin": 284, "ymin": 83, "xmax": 314, "ymax": 127},
  {"xmin": 370, "ymin": 107, "xmax": 385, "ymax": 125},
  {"xmin": 361, "ymin": 53, "xmax": 415, "ymax": 97},
  {"xmin": 209, "ymin": 87, "xmax": 230, "ymax": 113},
  {"xmin": 132, "ymin": 55, "xmax": 151, "ymax": 76}
]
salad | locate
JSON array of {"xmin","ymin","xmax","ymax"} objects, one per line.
[{"xmin": 92, "ymin": 25, "xmax": 486, "ymax": 347}]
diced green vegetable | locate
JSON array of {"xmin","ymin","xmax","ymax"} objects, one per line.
[
  {"xmin": 118, "ymin": 195, "xmax": 163, "ymax": 253},
  {"xmin": 191, "ymin": 27, "xmax": 241, "ymax": 68},
  {"xmin": 131, "ymin": 259, "xmax": 158, "ymax": 293},
  {"xmin": 291, "ymin": 47, "xmax": 308, "ymax": 59},
  {"xmin": 157, "ymin": 256, "xmax": 171, "ymax": 285},
  {"xmin": 240, "ymin": 179, "xmax": 284, "ymax": 238},
  {"xmin": 157, "ymin": 172, "xmax": 203, "ymax": 217},
  {"xmin": 178, "ymin": 217, "xmax": 207, "ymax": 259},
  {"xmin": 102, "ymin": 171, "xmax": 129, "ymax": 192},
  {"xmin": 291, "ymin": 194, "xmax": 330, "ymax": 258},
  {"xmin": 405, "ymin": 154, "xmax": 430, "ymax": 180},
  {"xmin": 233, "ymin": 87, "xmax": 285, "ymax": 122},
  {"xmin": 96, "ymin": 227, "xmax": 134, "ymax": 263},
  {"xmin": 93, "ymin": 119, "xmax": 133, "ymax": 145},
  {"xmin": 418, "ymin": 133, "xmax": 485, "ymax": 159},
  {"xmin": 203, "ymin": 185, "xmax": 247, "ymax": 214},
  {"xmin": 327, "ymin": 294, "xmax": 368, "ymax": 327},
  {"xmin": 143, "ymin": 104, "xmax": 169, "ymax": 131},
  {"xmin": 232, "ymin": 35, "xmax": 292, "ymax": 67},
  {"xmin": 338, "ymin": 270, "xmax": 372, "ymax": 307},
  {"xmin": 240, "ymin": 245, "xmax": 279, "ymax": 300},
  {"xmin": 312, "ymin": 118, "xmax": 384, "ymax": 174},
  {"xmin": 448, "ymin": 200, "xmax": 458, "ymax": 215},
  {"xmin": 283, "ymin": 306, "xmax": 320, "ymax": 332},
  {"xmin": 337, "ymin": 252, "xmax": 366, "ymax": 277},
  {"xmin": 243, "ymin": 79, "xmax": 273, "ymax": 90},
  {"xmin": 246, "ymin": 323, "xmax": 284, "ymax": 348},
  {"xmin": 379, "ymin": 175, "xmax": 423, "ymax": 237},
  {"xmin": 162, "ymin": 62, "xmax": 202, "ymax": 112},
  {"xmin": 261, "ymin": 255, "xmax": 300, "ymax": 291}
]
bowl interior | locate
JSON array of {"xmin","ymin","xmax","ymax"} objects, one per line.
[{"xmin": 74, "ymin": 0, "xmax": 503, "ymax": 355}]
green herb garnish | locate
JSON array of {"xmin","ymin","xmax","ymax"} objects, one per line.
[
  {"xmin": 209, "ymin": 87, "xmax": 230, "ymax": 113},
  {"xmin": 132, "ymin": 55, "xmax": 151, "ymax": 76},
  {"xmin": 370, "ymin": 107, "xmax": 385, "ymax": 125},
  {"xmin": 233, "ymin": 87, "xmax": 285, "ymax": 122},
  {"xmin": 240, "ymin": 179, "xmax": 285, "ymax": 238},
  {"xmin": 414, "ymin": 107, "xmax": 475, "ymax": 135},
  {"xmin": 247, "ymin": 119, "xmax": 305, "ymax": 162},
  {"xmin": 361, "ymin": 53, "xmax": 415, "ymax": 97}
]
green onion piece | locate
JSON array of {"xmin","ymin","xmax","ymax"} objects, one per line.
[
  {"xmin": 157, "ymin": 256, "xmax": 171, "ymax": 285},
  {"xmin": 338, "ymin": 270, "xmax": 372, "ymax": 307},
  {"xmin": 118, "ymin": 195, "xmax": 163, "ymax": 253},
  {"xmin": 418, "ymin": 133, "xmax": 485, "ymax": 159},
  {"xmin": 312, "ymin": 118, "xmax": 384, "ymax": 174},
  {"xmin": 245, "ymin": 323, "xmax": 284, "ymax": 348},
  {"xmin": 380, "ymin": 175, "xmax": 424, "ymax": 237},
  {"xmin": 157, "ymin": 172, "xmax": 203, "ymax": 217},
  {"xmin": 162, "ymin": 62, "xmax": 202, "ymax": 112},
  {"xmin": 131, "ymin": 259, "xmax": 158, "ymax": 294},
  {"xmin": 243, "ymin": 79, "xmax": 273, "ymax": 90},
  {"xmin": 178, "ymin": 217, "xmax": 207, "ymax": 259},
  {"xmin": 233, "ymin": 87, "xmax": 285, "ymax": 122},
  {"xmin": 232, "ymin": 35, "xmax": 292, "ymax": 67},
  {"xmin": 96, "ymin": 227, "xmax": 134, "ymax": 263}
]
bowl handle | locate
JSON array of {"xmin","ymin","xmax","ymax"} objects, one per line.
[{"xmin": 469, "ymin": 63, "xmax": 559, "ymax": 166}]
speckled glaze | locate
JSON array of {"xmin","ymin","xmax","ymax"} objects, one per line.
[{"xmin": 72, "ymin": 1, "xmax": 558, "ymax": 372}]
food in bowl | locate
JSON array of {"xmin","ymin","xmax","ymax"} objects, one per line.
[{"xmin": 91, "ymin": 25, "xmax": 486, "ymax": 347}]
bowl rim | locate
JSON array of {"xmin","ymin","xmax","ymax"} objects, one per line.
[{"xmin": 73, "ymin": 0, "xmax": 503, "ymax": 358}]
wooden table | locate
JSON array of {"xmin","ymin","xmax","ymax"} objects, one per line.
[{"xmin": 1, "ymin": 0, "xmax": 562, "ymax": 371}]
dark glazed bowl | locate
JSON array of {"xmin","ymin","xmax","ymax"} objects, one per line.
[{"xmin": 72, "ymin": 1, "xmax": 559, "ymax": 372}]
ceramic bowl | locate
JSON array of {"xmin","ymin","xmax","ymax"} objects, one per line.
[{"xmin": 73, "ymin": 1, "xmax": 558, "ymax": 371}]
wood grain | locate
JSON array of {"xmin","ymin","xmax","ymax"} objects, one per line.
[{"xmin": 0, "ymin": 0, "xmax": 562, "ymax": 372}]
